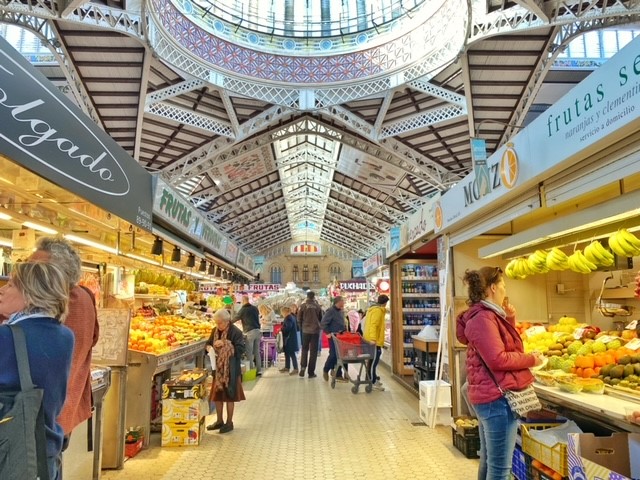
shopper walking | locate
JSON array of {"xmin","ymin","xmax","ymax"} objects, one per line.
[
  {"xmin": 278, "ymin": 306, "xmax": 299, "ymax": 375},
  {"xmin": 233, "ymin": 295, "xmax": 262, "ymax": 376},
  {"xmin": 206, "ymin": 309, "xmax": 246, "ymax": 434},
  {"xmin": 30, "ymin": 237, "xmax": 100, "ymax": 446},
  {"xmin": 456, "ymin": 267, "xmax": 543, "ymax": 480},
  {"xmin": 363, "ymin": 295, "xmax": 388, "ymax": 391},
  {"xmin": 0, "ymin": 262, "xmax": 74, "ymax": 480},
  {"xmin": 321, "ymin": 296, "xmax": 347, "ymax": 382},
  {"xmin": 297, "ymin": 291, "xmax": 323, "ymax": 378}
]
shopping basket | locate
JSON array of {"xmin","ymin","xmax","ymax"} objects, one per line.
[{"xmin": 331, "ymin": 333, "xmax": 376, "ymax": 394}]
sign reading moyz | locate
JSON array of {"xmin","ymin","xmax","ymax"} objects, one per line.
[{"xmin": 0, "ymin": 37, "xmax": 153, "ymax": 231}]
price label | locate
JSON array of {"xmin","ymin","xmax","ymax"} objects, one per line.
[
  {"xmin": 595, "ymin": 335, "xmax": 615, "ymax": 344},
  {"xmin": 626, "ymin": 320, "xmax": 638, "ymax": 330},
  {"xmin": 624, "ymin": 338, "xmax": 640, "ymax": 351},
  {"xmin": 553, "ymin": 332, "xmax": 566, "ymax": 340},
  {"xmin": 573, "ymin": 328, "xmax": 586, "ymax": 340},
  {"xmin": 525, "ymin": 326, "xmax": 547, "ymax": 338}
]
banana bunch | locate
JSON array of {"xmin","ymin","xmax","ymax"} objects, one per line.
[
  {"xmin": 567, "ymin": 250, "xmax": 597, "ymax": 274},
  {"xmin": 583, "ymin": 240, "xmax": 614, "ymax": 267},
  {"xmin": 608, "ymin": 229, "xmax": 640, "ymax": 258},
  {"xmin": 505, "ymin": 257, "xmax": 532, "ymax": 280},
  {"xmin": 546, "ymin": 248, "xmax": 569, "ymax": 271},
  {"xmin": 527, "ymin": 250, "xmax": 549, "ymax": 274}
]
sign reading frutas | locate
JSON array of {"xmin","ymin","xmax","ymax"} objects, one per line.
[{"xmin": 0, "ymin": 37, "xmax": 153, "ymax": 231}]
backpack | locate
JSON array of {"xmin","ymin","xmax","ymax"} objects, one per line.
[
  {"xmin": 0, "ymin": 324, "xmax": 49, "ymax": 480},
  {"xmin": 276, "ymin": 329, "xmax": 284, "ymax": 354}
]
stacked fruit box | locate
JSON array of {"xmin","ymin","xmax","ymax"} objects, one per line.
[{"xmin": 161, "ymin": 370, "xmax": 209, "ymax": 447}]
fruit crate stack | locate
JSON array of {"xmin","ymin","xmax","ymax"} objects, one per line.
[
  {"xmin": 451, "ymin": 416, "xmax": 480, "ymax": 459},
  {"xmin": 419, "ymin": 380, "xmax": 451, "ymax": 426},
  {"xmin": 161, "ymin": 369, "xmax": 209, "ymax": 447}
]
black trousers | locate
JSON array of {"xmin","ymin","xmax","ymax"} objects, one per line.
[{"xmin": 300, "ymin": 333, "xmax": 319, "ymax": 375}]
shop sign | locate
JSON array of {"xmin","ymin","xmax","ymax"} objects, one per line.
[
  {"xmin": 435, "ymin": 34, "xmax": 640, "ymax": 233},
  {"xmin": 351, "ymin": 260, "xmax": 364, "ymax": 278},
  {"xmin": 388, "ymin": 226, "xmax": 405, "ymax": 255},
  {"xmin": 225, "ymin": 241, "xmax": 239, "ymax": 263},
  {"xmin": 406, "ymin": 195, "xmax": 440, "ymax": 244},
  {"xmin": 339, "ymin": 278, "xmax": 372, "ymax": 292},
  {"xmin": 290, "ymin": 241, "xmax": 321, "ymax": 255},
  {"xmin": 363, "ymin": 248, "xmax": 386, "ymax": 276},
  {"xmin": 236, "ymin": 251, "xmax": 254, "ymax": 273},
  {"xmin": 248, "ymin": 283, "xmax": 280, "ymax": 292},
  {"xmin": 154, "ymin": 178, "xmax": 227, "ymax": 255},
  {"xmin": 470, "ymin": 137, "xmax": 491, "ymax": 197},
  {"xmin": 0, "ymin": 37, "xmax": 154, "ymax": 231}
]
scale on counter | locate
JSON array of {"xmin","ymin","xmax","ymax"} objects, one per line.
[{"xmin": 415, "ymin": 325, "xmax": 440, "ymax": 341}]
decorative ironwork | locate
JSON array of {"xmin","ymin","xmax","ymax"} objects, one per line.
[{"xmin": 145, "ymin": 102, "xmax": 235, "ymax": 137}]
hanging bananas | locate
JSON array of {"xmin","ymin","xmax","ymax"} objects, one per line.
[
  {"xmin": 608, "ymin": 229, "xmax": 640, "ymax": 258},
  {"xmin": 527, "ymin": 250, "xmax": 549, "ymax": 274},
  {"xmin": 583, "ymin": 240, "xmax": 614, "ymax": 267},
  {"xmin": 567, "ymin": 250, "xmax": 597, "ymax": 274},
  {"xmin": 505, "ymin": 257, "xmax": 531, "ymax": 280},
  {"xmin": 546, "ymin": 248, "xmax": 569, "ymax": 271}
]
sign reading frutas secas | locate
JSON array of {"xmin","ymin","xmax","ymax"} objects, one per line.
[{"xmin": 0, "ymin": 36, "xmax": 153, "ymax": 231}]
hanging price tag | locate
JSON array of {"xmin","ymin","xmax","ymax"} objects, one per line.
[
  {"xmin": 573, "ymin": 328, "xmax": 586, "ymax": 340},
  {"xmin": 525, "ymin": 326, "xmax": 547, "ymax": 338},
  {"xmin": 595, "ymin": 335, "xmax": 616, "ymax": 345},
  {"xmin": 624, "ymin": 338, "xmax": 640, "ymax": 351},
  {"xmin": 626, "ymin": 320, "xmax": 638, "ymax": 330}
]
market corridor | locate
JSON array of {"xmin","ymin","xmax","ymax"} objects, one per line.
[{"xmin": 101, "ymin": 363, "xmax": 478, "ymax": 480}]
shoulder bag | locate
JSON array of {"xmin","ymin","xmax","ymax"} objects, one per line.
[
  {"xmin": 474, "ymin": 348, "xmax": 541, "ymax": 417},
  {"xmin": 0, "ymin": 324, "xmax": 49, "ymax": 480}
]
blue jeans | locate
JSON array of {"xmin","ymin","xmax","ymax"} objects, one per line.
[
  {"xmin": 474, "ymin": 397, "xmax": 517, "ymax": 480},
  {"xmin": 48, "ymin": 454, "xmax": 61, "ymax": 480},
  {"xmin": 323, "ymin": 336, "xmax": 337, "ymax": 373}
]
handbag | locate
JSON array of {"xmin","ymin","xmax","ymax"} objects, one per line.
[
  {"xmin": 0, "ymin": 324, "xmax": 49, "ymax": 480},
  {"xmin": 474, "ymin": 348, "xmax": 541, "ymax": 417}
]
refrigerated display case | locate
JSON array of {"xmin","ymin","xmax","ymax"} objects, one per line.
[{"xmin": 391, "ymin": 259, "xmax": 440, "ymax": 384}]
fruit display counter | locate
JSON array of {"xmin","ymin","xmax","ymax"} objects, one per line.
[
  {"xmin": 125, "ymin": 340, "xmax": 207, "ymax": 448},
  {"xmin": 128, "ymin": 315, "xmax": 214, "ymax": 355}
]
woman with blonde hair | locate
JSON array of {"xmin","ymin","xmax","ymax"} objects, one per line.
[
  {"xmin": 0, "ymin": 262, "xmax": 74, "ymax": 480},
  {"xmin": 205, "ymin": 309, "xmax": 245, "ymax": 433}
]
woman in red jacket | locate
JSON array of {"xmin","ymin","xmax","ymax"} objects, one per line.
[{"xmin": 456, "ymin": 267, "xmax": 543, "ymax": 480}]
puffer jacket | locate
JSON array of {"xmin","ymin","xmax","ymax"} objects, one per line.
[
  {"xmin": 456, "ymin": 302, "xmax": 535, "ymax": 405},
  {"xmin": 363, "ymin": 305, "xmax": 386, "ymax": 347}
]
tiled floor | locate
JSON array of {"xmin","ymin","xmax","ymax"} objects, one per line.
[{"xmin": 102, "ymin": 359, "xmax": 478, "ymax": 480}]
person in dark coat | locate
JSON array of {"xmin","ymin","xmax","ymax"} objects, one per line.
[
  {"xmin": 206, "ymin": 309, "xmax": 246, "ymax": 434},
  {"xmin": 279, "ymin": 306, "xmax": 299, "ymax": 375}
]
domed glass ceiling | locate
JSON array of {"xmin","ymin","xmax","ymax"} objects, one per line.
[{"xmin": 190, "ymin": 0, "xmax": 425, "ymax": 38}]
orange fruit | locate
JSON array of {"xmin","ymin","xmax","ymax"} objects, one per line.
[
  {"xmin": 583, "ymin": 368, "xmax": 595, "ymax": 379},
  {"xmin": 576, "ymin": 367, "xmax": 584, "ymax": 378}
]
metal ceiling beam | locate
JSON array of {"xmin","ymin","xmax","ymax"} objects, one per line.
[
  {"xmin": 133, "ymin": 48, "xmax": 151, "ymax": 160},
  {"xmin": 164, "ymin": 105, "xmax": 293, "ymax": 180},
  {"xmin": 329, "ymin": 182, "xmax": 409, "ymax": 221},
  {"xmin": 145, "ymin": 79, "xmax": 207, "ymax": 105},
  {"xmin": 460, "ymin": 52, "xmax": 476, "ymax": 139},
  {"xmin": 326, "ymin": 198, "xmax": 392, "ymax": 230},
  {"xmin": 373, "ymin": 89, "xmax": 396, "ymax": 137},
  {"xmin": 225, "ymin": 211, "xmax": 289, "ymax": 236},
  {"xmin": 470, "ymin": 0, "xmax": 640, "ymax": 43},
  {"xmin": 239, "ymin": 224, "xmax": 291, "ymax": 248},
  {"xmin": 378, "ymin": 104, "xmax": 467, "ymax": 139},
  {"xmin": 512, "ymin": 0, "xmax": 549, "ymax": 22},
  {"xmin": 212, "ymin": 199, "xmax": 287, "ymax": 227},
  {"xmin": 322, "ymin": 222, "xmax": 376, "ymax": 253},
  {"xmin": 206, "ymin": 182, "xmax": 284, "ymax": 218},
  {"xmin": 320, "ymin": 229, "xmax": 369, "ymax": 256},
  {"xmin": 406, "ymin": 79, "xmax": 467, "ymax": 107},
  {"xmin": 233, "ymin": 219, "xmax": 291, "ymax": 244},
  {"xmin": 324, "ymin": 212, "xmax": 385, "ymax": 239},
  {"xmin": 220, "ymin": 90, "xmax": 240, "ymax": 136},
  {"xmin": 499, "ymin": 14, "xmax": 640, "ymax": 145},
  {"xmin": 248, "ymin": 233, "xmax": 292, "ymax": 254},
  {"xmin": 145, "ymin": 102, "xmax": 235, "ymax": 138}
]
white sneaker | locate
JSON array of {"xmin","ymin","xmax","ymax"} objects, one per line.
[{"xmin": 373, "ymin": 384, "xmax": 385, "ymax": 391}]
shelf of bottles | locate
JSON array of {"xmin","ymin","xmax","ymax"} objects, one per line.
[{"xmin": 399, "ymin": 263, "xmax": 440, "ymax": 374}]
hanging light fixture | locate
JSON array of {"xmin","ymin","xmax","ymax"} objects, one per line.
[
  {"xmin": 214, "ymin": 266, "xmax": 222, "ymax": 278},
  {"xmin": 186, "ymin": 253, "xmax": 196, "ymax": 268},
  {"xmin": 170, "ymin": 245, "xmax": 181, "ymax": 263},
  {"xmin": 208, "ymin": 263, "xmax": 215, "ymax": 275},
  {"xmin": 151, "ymin": 236, "xmax": 163, "ymax": 255},
  {"xmin": 198, "ymin": 258, "xmax": 207, "ymax": 272},
  {"xmin": 222, "ymin": 269, "xmax": 228, "ymax": 280}
]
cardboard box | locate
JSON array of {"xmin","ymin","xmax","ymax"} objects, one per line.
[
  {"xmin": 161, "ymin": 418, "xmax": 205, "ymax": 447},
  {"xmin": 419, "ymin": 380, "xmax": 452, "ymax": 408},
  {"xmin": 162, "ymin": 398, "xmax": 209, "ymax": 423},
  {"xmin": 568, "ymin": 432, "xmax": 640, "ymax": 480},
  {"xmin": 161, "ymin": 382, "xmax": 206, "ymax": 400}
]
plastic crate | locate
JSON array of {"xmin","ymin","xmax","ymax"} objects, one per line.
[
  {"xmin": 452, "ymin": 417, "xmax": 479, "ymax": 438},
  {"xmin": 451, "ymin": 427, "xmax": 481, "ymax": 459},
  {"xmin": 511, "ymin": 445, "xmax": 528, "ymax": 480},
  {"xmin": 419, "ymin": 380, "xmax": 452, "ymax": 407},
  {"xmin": 521, "ymin": 423, "xmax": 568, "ymax": 477}
]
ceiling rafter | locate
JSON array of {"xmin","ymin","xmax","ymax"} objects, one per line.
[
  {"xmin": 145, "ymin": 78, "xmax": 206, "ymax": 105},
  {"xmin": 133, "ymin": 48, "xmax": 151, "ymax": 160},
  {"xmin": 145, "ymin": 101, "xmax": 235, "ymax": 138}
]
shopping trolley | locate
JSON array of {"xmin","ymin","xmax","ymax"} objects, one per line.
[{"xmin": 330, "ymin": 332, "xmax": 376, "ymax": 394}]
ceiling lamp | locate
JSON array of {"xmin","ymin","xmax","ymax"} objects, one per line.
[
  {"xmin": 222, "ymin": 269, "xmax": 228, "ymax": 280},
  {"xmin": 170, "ymin": 245, "xmax": 181, "ymax": 263},
  {"xmin": 208, "ymin": 263, "xmax": 215, "ymax": 275},
  {"xmin": 151, "ymin": 236, "xmax": 163, "ymax": 255},
  {"xmin": 198, "ymin": 258, "xmax": 207, "ymax": 272},
  {"xmin": 214, "ymin": 266, "xmax": 222, "ymax": 278},
  {"xmin": 186, "ymin": 253, "xmax": 196, "ymax": 268}
]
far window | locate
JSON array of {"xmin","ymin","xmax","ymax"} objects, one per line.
[
  {"xmin": 270, "ymin": 265, "xmax": 282, "ymax": 285},
  {"xmin": 312, "ymin": 265, "xmax": 319, "ymax": 283},
  {"xmin": 292, "ymin": 265, "xmax": 299, "ymax": 283},
  {"xmin": 329, "ymin": 263, "xmax": 342, "ymax": 280},
  {"xmin": 302, "ymin": 264, "xmax": 309, "ymax": 282}
]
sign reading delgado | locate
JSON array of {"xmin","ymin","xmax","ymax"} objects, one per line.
[{"xmin": 0, "ymin": 37, "xmax": 153, "ymax": 231}]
